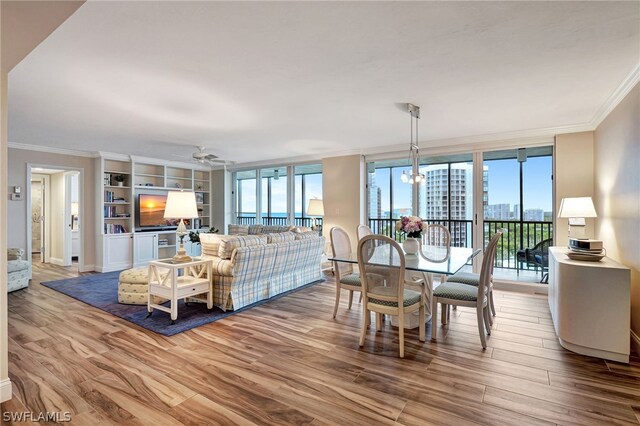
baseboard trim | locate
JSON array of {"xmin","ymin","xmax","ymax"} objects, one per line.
[
  {"xmin": 0, "ymin": 378, "xmax": 12, "ymax": 402},
  {"xmin": 49, "ymin": 257, "xmax": 64, "ymax": 266},
  {"xmin": 79, "ymin": 264, "xmax": 95, "ymax": 273},
  {"xmin": 493, "ymin": 280, "xmax": 549, "ymax": 295},
  {"xmin": 631, "ymin": 330, "xmax": 640, "ymax": 356}
]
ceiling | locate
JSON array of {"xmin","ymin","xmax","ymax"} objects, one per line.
[{"xmin": 8, "ymin": 1, "xmax": 640, "ymax": 165}]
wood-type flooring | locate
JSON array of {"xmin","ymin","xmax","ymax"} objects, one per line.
[{"xmin": 2, "ymin": 261, "xmax": 639, "ymax": 425}]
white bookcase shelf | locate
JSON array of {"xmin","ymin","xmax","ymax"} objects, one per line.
[{"xmin": 96, "ymin": 154, "xmax": 212, "ymax": 272}]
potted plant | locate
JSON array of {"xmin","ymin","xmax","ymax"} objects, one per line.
[
  {"xmin": 188, "ymin": 226, "xmax": 220, "ymax": 245},
  {"xmin": 114, "ymin": 174, "xmax": 126, "ymax": 187},
  {"xmin": 395, "ymin": 216, "xmax": 428, "ymax": 255}
]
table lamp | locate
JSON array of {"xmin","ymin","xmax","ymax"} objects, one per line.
[
  {"xmin": 557, "ymin": 197, "xmax": 597, "ymax": 239},
  {"xmin": 307, "ymin": 198, "xmax": 324, "ymax": 231},
  {"xmin": 164, "ymin": 190, "xmax": 198, "ymax": 262}
]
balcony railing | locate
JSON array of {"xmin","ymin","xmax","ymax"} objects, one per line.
[
  {"xmin": 484, "ymin": 220, "xmax": 553, "ymax": 270},
  {"xmin": 235, "ymin": 215, "xmax": 322, "ymax": 229},
  {"xmin": 368, "ymin": 218, "xmax": 473, "ymax": 247},
  {"xmin": 368, "ymin": 217, "xmax": 553, "ymax": 271}
]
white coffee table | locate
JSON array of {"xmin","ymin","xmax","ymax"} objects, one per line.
[{"xmin": 147, "ymin": 257, "xmax": 212, "ymax": 324}]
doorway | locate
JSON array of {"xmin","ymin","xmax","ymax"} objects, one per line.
[{"xmin": 27, "ymin": 165, "xmax": 84, "ymax": 272}]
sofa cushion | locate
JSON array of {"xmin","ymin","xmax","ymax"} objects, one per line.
[
  {"xmin": 294, "ymin": 232, "xmax": 319, "ymax": 241},
  {"xmin": 266, "ymin": 232, "xmax": 296, "ymax": 244},
  {"xmin": 219, "ymin": 235, "xmax": 268, "ymax": 259},
  {"xmin": 262, "ymin": 225, "xmax": 292, "ymax": 233},
  {"xmin": 248, "ymin": 224, "xmax": 263, "ymax": 235},
  {"xmin": 200, "ymin": 234, "xmax": 233, "ymax": 257},
  {"xmin": 8, "ymin": 260, "xmax": 29, "ymax": 274},
  {"xmin": 228, "ymin": 224, "xmax": 249, "ymax": 235},
  {"xmin": 293, "ymin": 226, "xmax": 314, "ymax": 234}
]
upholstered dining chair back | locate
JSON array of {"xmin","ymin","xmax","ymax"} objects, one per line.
[
  {"xmin": 356, "ymin": 224, "xmax": 373, "ymax": 241},
  {"xmin": 357, "ymin": 234, "xmax": 405, "ymax": 311},
  {"xmin": 423, "ymin": 224, "xmax": 451, "ymax": 247},
  {"xmin": 477, "ymin": 230, "xmax": 503, "ymax": 304},
  {"xmin": 330, "ymin": 227, "xmax": 354, "ymax": 279}
]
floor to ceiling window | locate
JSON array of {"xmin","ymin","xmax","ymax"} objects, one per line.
[
  {"xmin": 418, "ymin": 154, "xmax": 474, "ymax": 247},
  {"xmin": 483, "ymin": 146, "xmax": 553, "ymax": 278},
  {"xmin": 233, "ymin": 163, "xmax": 322, "ymax": 227},
  {"xmin": 367, "ymin": 159, "xmax": 410, "ymax": 238},
  {"xmin": 367, "ymin": 155, "xmax": 473, "ymax": 245},
  {"xmin": 294, "ymin": 164, "xmax": 323, "ymax": 228},
  {"xmin": 260, "ymin": 167, "xmax": 288, "ymax": 225},
  {"xmin": 235, "ymin": 170, "xmax": 257, "ymax": 224}
]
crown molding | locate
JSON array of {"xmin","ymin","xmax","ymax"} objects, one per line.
[
  {"xmin": 228, "ymin": 123, "xmax": 588, "ymax": 170},
  {"xmin": 8, "ymin": 141, "xmax": 98, "ymax": 158},
  {"xmin": 590, "ymin": 64, "xmax": 640, "ymax": 129}
]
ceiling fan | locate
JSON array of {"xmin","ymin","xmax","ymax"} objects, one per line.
[{"xmin": 175, "ymin": 146, "xmax": 234, "ymax": 166}]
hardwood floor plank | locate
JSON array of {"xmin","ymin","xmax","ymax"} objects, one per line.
[
  {"xmin": 167, "ymin": 394, "xmax": 260, "ymax": 426},
  {"xmin": 483, "ymin": 386, "xmax": 639, "ymax": 426},
  {"xmin": 3, "ymin": 263, "xmax": 636, "ymax": 426}
]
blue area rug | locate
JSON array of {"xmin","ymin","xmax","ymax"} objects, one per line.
[{"xmin": 42, "ymin": 271, "xmax": 322, "ymax": 336}]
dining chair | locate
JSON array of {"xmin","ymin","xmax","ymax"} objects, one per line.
[
  {"xmin": 431, "ymin": 230, "xmax": 503, "ymax": 349},
  {"xmin": 445, "ymin": 230, "xmax": 503, "ymax": 323},
  {"xmin": 358, "ymin": 234, "xmax": 426, "ymax": 358},
  {"xmin": 422, "ymin": 224, "xmax": 451, "ymax": 285},
  {"xmin": 330, "ymin": 226, "xmax": 362, "ymax": 318},
  {"xmin": 356, "ymin": 224, "xmax": 373, "ymax": 241}
]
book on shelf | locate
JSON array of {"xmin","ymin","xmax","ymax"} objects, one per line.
[{"xmin": 104, "ymin": 223, "xmax": 127, "ymax": 234}]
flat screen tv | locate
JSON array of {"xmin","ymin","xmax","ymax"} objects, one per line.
[{"xmin": 137, "ymin": 194, "xmax": 180, "ymax": 230}]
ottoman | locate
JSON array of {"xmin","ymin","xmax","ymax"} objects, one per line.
[{"xmin": 118, "ymin": 267, "xmax": 166, "ymax": 305}]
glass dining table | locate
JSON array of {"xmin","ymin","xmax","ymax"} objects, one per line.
[{"xmin": 329, "ymin": 245, "xmax": 481, "ymax": 324}]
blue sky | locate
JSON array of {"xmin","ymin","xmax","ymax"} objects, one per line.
[{"xmin": 373, "ymin": 156, "xmax": 553, "ymax": 216}]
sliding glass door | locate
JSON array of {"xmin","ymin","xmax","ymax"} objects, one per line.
[{"xmin": 482, "ymin": 147, "xmax": 553, "ymax": 272}]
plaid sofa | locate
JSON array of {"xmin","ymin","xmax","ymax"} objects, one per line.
[{"xmin": 200, "ymin": 234, "xmax": 325, "ymax": 310}]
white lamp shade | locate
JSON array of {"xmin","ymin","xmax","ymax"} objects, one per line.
[
  {"xmin": 164, "ymin": 191, "xmax": 198, "ymax": 219},
  {"xmin": 307, "ymin": 198, "xmax": 324, "ymax": 216},
  {"xmin": 558, "ymin": 197, "xmax": 597, "ymax": 218}
]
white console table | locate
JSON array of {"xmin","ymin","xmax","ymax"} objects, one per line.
[{"xmin": 548, "ymin": 247, "xmax": 630, "ymax": 363}]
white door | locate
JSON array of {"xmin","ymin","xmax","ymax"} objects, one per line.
[
  {"xmin": 62, "ymin": 173, "xmax": 73, "ymax": 266},
  {"xmin": 134, "ymin": 233, "xmax": 158, "ymax": 266}
]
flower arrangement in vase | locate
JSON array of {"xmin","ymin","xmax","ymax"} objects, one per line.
[{"xmin": 395, "ymin": 216, "xmax": 428, "ymax": 255}]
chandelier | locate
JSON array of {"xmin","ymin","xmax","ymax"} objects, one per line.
[{"xmin": 400, "ymin": 103, "xmax": 425, "ymax": 184}]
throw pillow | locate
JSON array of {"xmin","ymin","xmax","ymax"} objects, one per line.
[
  {"xmin": 200, "ymin": 234, "xmax": 232, "ymax": 257},
  {"xmin": 218, "ymin": 235, "xmax": 268, "ymax": 259},
  {"xmin": 294, "ymin": 232, "xmax": 319, "ymax": 240},
  {"xmin": 228, "ymin": 224, "xmax": 249, "ymax": 235},
  {"xmin": 248, "ymin": 224, "xmax": 263, "ymax": 235},
  {"xmin": 266, "ymin": 232, "xmax": 296, "ymax": 244}
]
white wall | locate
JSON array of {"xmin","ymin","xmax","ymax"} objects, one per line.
[
  {"xmin": 322, "ymin": 155, "xmax": 366, "ymax": 251},
  {"xmin": 593, "ymin": 83, "xmax": 640, "ymax": 354},
  {"xmin": 0, "ymin": 66, "xmax": 11, "ymax": 403},
  {"xmin": 48, "ymin": 172, "xmax": 66, "ymax": 264},
  {"xmin": 554, "ymin": 132, "xmax": 595, "ymax": 247},
  {"xmin": 8, "ymin": 148, "xmax": 97, "ymax": 270}
]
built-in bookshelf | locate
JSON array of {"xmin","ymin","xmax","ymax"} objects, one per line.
[
  {"xmin": 103, "ymin": 160, "xmax": 132, "ymax": 234},
  {"xmin": 97, "ymin": 155, "xmax": 212, "ymax": 272}
]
